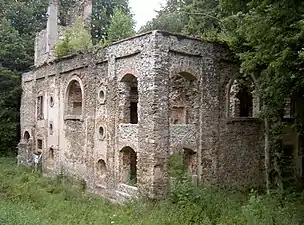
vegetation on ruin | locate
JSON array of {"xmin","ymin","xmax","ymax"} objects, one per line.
[
  {"xmin": 56, "ymin": 1, "xmax": 135, "ymax": 55},
  {"xmin": 1, "ymin": 157, "xmax": 304, "ymax": 225},
  {"xmin": 55, "ymin": 18, "xmax": 93, "ymax": 58}
]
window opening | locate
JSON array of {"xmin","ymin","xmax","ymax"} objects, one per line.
[
  {"xmin": 169, "ymin": 72, "xmax": 197, "ymax": 124},
  {"xmin": 50, "ymin": 96, "xmax": 54, "ymax": 107},
  {"xmin": 24, "ymin": 131, "xmax": 30, "ymax": 143},
  {"xmin": 183, "ymin": 148, "xmax": 197, "ymax": 176},
  {"xmin": 49, "ymin": 148, "xmax": 54, "ymax": 160},
  {"xmin": 98, "ymin": 126, "xmax": 105, "ymax": 140},
  {"xmin": 37, "ymin": 96, "xmax": 44, "ymax": 120},
  {"xmin": 49, "ymin": 122, "xmax": 54, "ymax": 135},
  {"xmin": 120, "ymin": 147, "xmax": 137, "ymax": 186},
  {"xmin": 120, "ymin": 74, "xmax": 138, "ymax": 124},
  {"xmin": 66, "ymin": 80, "xmax": 83, "ymax": 116},
  {"xmin": 37, "ymin": 139, "xmax": 43, "ymax": 150},
  {"xmin": 236, "ymin": 87, "xmax": 253, "ymax": 117}
]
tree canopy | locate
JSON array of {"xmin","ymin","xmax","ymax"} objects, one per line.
[{"xmin": 106, "ymin": 7, "xmax": 135, "ymax": 43}]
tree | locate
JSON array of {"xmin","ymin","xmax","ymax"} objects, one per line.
[
  {"xmin": 139, "ymin": 0, "xmax": 192, "ymax": 34},
  {"xmin": 106, "ymin": 7, "xmax": 135, "ymax": 43},
  {"xmin": 0, "ymin": 0, "xmax": 48, "ymax": 156},
  {"xmin": 91, "ymin": 0, "xmax": 131, "ymax": 43},
  {"xmin": 58, "ymin": 0, "xmax": 132, "ymax": 43},
  {"xmin": 0, "ymin": 68, "xmax": 21, "ymax": 156}
]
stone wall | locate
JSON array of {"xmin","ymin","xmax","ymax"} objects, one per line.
[
  {"xmin": 19, "ymin": 31, "xmax": 266, "ymax": 201},
  {"xmin": 169, "ymin": 125, "xmax": 197, "ymax": 153}
]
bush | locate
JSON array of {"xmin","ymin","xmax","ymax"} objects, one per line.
[{"xmin": 55, "ymin": 17, "xmax": 92, "ymax": 58}]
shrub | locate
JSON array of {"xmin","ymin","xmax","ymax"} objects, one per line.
[{"xmin": 55, "ymin": 17, "xmax": 92, "ymax": 58}]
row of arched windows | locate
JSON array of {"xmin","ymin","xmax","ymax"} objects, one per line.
[
  {"xmin": 95, "ymin": 146, "xmax": 197, "ymax": 187},
  {"xmin": 63, "ymin": 74, "xmax": 262, "ymax": 123}
]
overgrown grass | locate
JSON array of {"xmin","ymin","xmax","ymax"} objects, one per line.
[{"xmin": 0, "ymin": 157, "xmax": 304, "ymax": 225}]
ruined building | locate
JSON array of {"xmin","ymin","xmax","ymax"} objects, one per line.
[{"xmin": 18, "ymin": 0, "xmax": 304, "ymax": 200}]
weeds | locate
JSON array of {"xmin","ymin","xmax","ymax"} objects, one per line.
[{"xmin": 0, "ymin": 157, "xmax": 304, "ymax": 225}]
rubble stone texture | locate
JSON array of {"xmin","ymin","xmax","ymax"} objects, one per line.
[{"xmin": 18, "ymin": 0, "xmax": 268, "ymax": 201}]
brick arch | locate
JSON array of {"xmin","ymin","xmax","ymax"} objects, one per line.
[
  {"xmin": 118, "ymin": 68, "xmax": 140, "ymax": 82},
  {"xmin": 171, "ymin": 68, "xmax": 199, "ymax": 81}
]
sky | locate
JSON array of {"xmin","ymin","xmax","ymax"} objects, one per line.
[{"xmin": 129, "ymin": 0, "xmax": 167, "ymax": 31}]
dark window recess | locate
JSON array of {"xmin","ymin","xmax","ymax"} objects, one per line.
[
  {"xmin": 120, "ymin": 74, "xmax": 138, "ymax": 124},
  {"xmin": 50, "ymin": 123, "xmax": 53, "ymax": 135},
  {"xmin": 37, "ymin": 96, "xmax": 44, "ymax": 120},
  {"xmin": 302, "ymin": 157, "xmax": 304, "ymax": 176},
  {"xmin": 49, "ymin": 148, "xmax": 54, "ymax": 160},
  {"xmin": 130, "ymin": 102, "xmax": 138, "ymax": 124},
  {"xmin": 50, "ymin": 96, "xmax": 54, "ymax": 107},
  {"xmin": 237, "ymin": 88, "xmax": 253, "ymax": 117},
  {"xmin": 37, "ymin": 139, "xmax": 43, "ymax": 149}
]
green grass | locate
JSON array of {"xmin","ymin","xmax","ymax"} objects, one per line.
[{"xmin": 0, "ymin": 157, "xmax": 304, "ymax": 225}]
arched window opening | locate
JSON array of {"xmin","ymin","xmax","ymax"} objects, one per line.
[
  {"xmin": 183, "ymin": 148, "xmax": 197, "ymax": 176},
  {"xmin": 98, "ymin": 126, "xmax": 106, "ymax": 140},
  {"xmin": 23, "ymin": 131, "xmax": 30, "ymax": 143},
  {"xmin": 99, "ymin": 90, "xmax": 104, "ymax": 99},
  {"xmin": 49, "ymin": 122, "xmax": 54, "ymax": 135},
  {"xmin": 50, "ymin": 96, "xmax": 54, "ymax": 107},
  {"xmin": 49, "ymin": 148, "xmax": 54, "ymax": 160},
  {"xmin": 236, "ymin": 87, "xmax": 253, "ymax": 117},
  {"xmin": 37, "ymin": 95, "xmax": 44, "ymax": 120},
  {"xmin": 66, "ymin": 79, "xmax": 83, "ymax": 116},
  {"xmin": 169, "ymin": 72, "xmax": 198, "ymax": 124},
  {"xmin": 120, "ymin": 74, "xmax": 138, "ymax": 124},
  {"xmin": 98, "ymin": 88, "xmax": 106, "ymax": 104},
  {"xmin": 120, "ymin": 147, "xmax": 137, "ymax": 186},
  {"xmin": 96, "ymin": 159, "xmax": 107, "ymax": 182},
  {"xmin": 229, "ymin": 79, "xmax": 258, "ymax": 118}
]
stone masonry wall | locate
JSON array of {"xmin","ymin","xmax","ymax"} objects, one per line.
[{"xmin": 19, "ymin": 31, "xmax": 265, "ymax": 201}]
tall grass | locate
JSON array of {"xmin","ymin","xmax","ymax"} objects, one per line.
[{"xmin": 0, "ymin": 157, "xmax": 304, "ymax": 225}]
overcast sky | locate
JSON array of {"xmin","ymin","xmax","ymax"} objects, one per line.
[{"xmin": 129, "ymin": 0, "xmax": 167, "ymax": 31}]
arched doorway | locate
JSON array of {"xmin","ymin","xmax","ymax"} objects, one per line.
[
  {"xmin": 120, "ymin": 146, "xmax": 137, "ymax": 186},
  {"xmin": 183, "ymin": 148, "xmax": 197, "ymax": 176}
]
